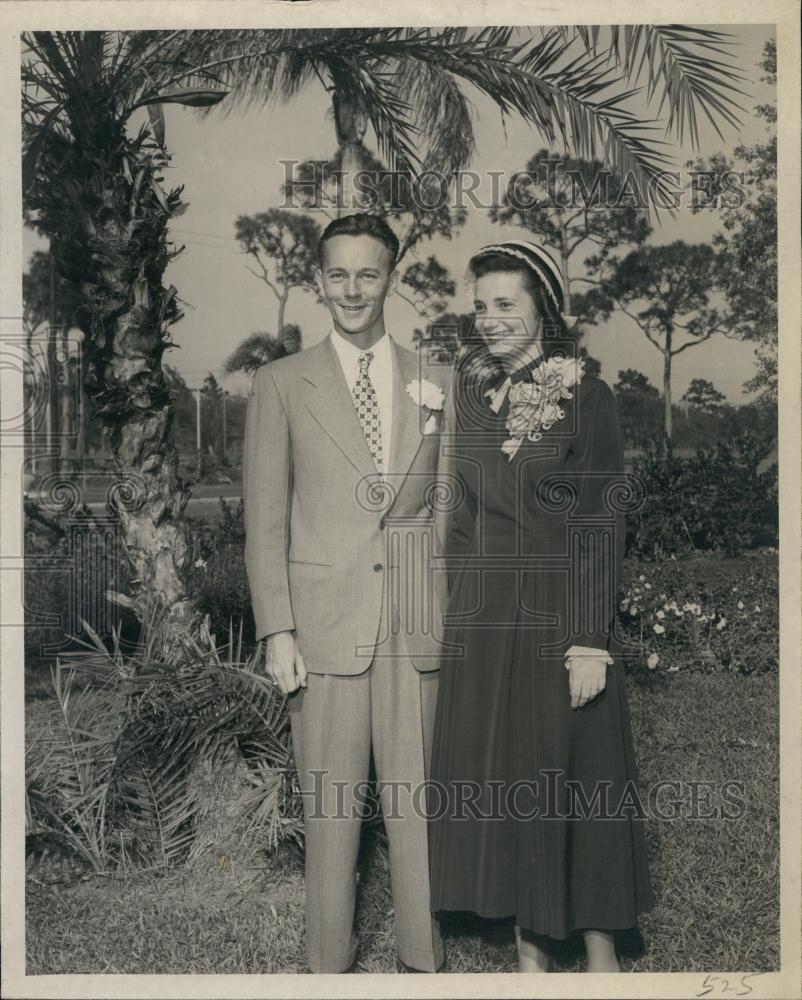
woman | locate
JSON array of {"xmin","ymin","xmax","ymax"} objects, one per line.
[{"xmin": 429, "ymin": 241, "xmax": 654, "ymax": 972}]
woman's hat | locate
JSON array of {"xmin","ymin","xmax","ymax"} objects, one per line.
[{"xmin": 471, "ymin": 240, "xmax": 578, "ymax": 328}]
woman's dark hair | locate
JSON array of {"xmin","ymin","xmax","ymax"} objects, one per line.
[
  {"xmin": 456, "ymin": 251, "xmax": 574, "ymax": 383},
  {"xmin": 317, "ymin": 212, "xmax": 400, "ymax": 268}
]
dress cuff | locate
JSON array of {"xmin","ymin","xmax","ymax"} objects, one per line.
[{"xmin": 564, "ymin": 644, "xmax": 613, "ymax": 668}]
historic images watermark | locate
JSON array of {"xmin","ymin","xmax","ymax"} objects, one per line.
[
  {"xmin": 297, "ymin": 772, "xmax": 748, "ymax": 823},
  {"xmin": 280, "ymin": 158, "xmax": 749, "ymax": 213}
]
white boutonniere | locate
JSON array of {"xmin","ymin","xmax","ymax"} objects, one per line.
[
  {"xmin": 406, "ymin": 378, "xmax": 445, "ymax": 411},
  {"xmin": 500, "ymin": 355, "xmax": 585, "ymax": 460},
  {"xmin": 406, "ymin": 378, "xmax": 444, "ymax": 435}
]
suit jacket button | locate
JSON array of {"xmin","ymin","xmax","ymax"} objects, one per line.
[{"xmin": 373, "ymin": 562, "xmax": 383, "ymax": 572}]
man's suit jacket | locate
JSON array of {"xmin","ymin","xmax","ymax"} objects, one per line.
[{"xmin": 243, "ymin": 334, "xmax": 452, "ymax": 676}]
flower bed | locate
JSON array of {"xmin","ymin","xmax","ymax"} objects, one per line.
[{"xmin": 617, "ymin": 551, "xmax": 778, "ymax": 676}]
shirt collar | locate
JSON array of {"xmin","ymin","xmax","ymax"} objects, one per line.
[{"xmin": 330, "ymin": 328, "xmax": 391, "ymax": 367}]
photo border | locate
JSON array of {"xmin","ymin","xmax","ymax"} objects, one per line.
[{"xmin": 2, "ymin": 2, "xmax": 799, "ymax": 998}]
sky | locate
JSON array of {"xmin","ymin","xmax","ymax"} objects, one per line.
[{"xmin": 24, "ymin": 24, "xmax": 776, "ymax": 401}]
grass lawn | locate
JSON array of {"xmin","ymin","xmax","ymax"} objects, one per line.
[{"xmin": 26, "ymin": 669, "xmax": 779, "ymax": 975}]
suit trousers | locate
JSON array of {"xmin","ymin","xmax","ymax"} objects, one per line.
[{"xmin": 288, "ymin": 594, "xmax": 444, "ymax": 974}]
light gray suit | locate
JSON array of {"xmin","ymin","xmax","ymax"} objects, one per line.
[{"xmin": 243, "ymin": 333, "xmax": 451, "ymax": 972}]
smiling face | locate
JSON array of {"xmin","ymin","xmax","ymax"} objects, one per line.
[
  {"xmin": 473, "ymin": 269, "xmax": 543, "ymax": 366},
  {"xmin": 316, "ymin": 234, "xmax": 398, "ymax": 347}
]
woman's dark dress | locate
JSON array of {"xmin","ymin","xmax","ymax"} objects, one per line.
[{"xmin": 429, "ymin": 360, "xmax": 654, "ymax": 939}]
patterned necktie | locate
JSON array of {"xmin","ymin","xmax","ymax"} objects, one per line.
[{"xmin": 352, "ymin": 351, "xmax": 384, "ymax": 473}]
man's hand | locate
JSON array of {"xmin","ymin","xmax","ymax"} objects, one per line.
[
  {"xmin": 265, "ymin": 630, "xmax": 307, "ymax": 695},
  {"xmin": 566, "ymin": 654, "xmax": 611, "ymax": 709}
]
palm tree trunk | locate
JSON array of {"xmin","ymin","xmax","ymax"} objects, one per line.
[
  {"xmin": 332, "ymin": 89, "xmax": 368, "ymax": 215},
  {"xmin": 56, "ymin": 184, "xmax": 196, "ymax": 654}
]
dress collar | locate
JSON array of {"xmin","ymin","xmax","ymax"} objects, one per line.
[
  {"xmin": 506, "ymin": 341, "xmax": 544, "ymax": 384},
  {"xmin": 485, "ymin": 341, "xmax": 545, "ymax": 414}
]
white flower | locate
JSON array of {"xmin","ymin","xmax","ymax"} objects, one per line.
[
  {"xmin": 716, "ymin": 618, "xmax": 727, "ymax": 630},
  {"xmin": 194, "ymin": 558, "xmax": 207, "ymax": 569},
  {"xmin": 659, "ymin": 593, "xmax": 667, "ymax": 600},
  {"xmin": 668, "ymin": 664, "xmax": 680, "ymax": 673},
  {"xmin": 629, "ymin": 606, "xmax": 639, "ymax": 616},
  {"xmin": 638, "ymin": 574, "xmax": 646, "ymax": 582},
  {"xmin": 653, "ymin": 623, "xmax": 666, "ymax": 634},
  {"xmin": 619, "ymin": 599, "xmax": 630, "ymax": 611},
  {"xmin": 656, "ymin": 610, "xmax": 666, "ymax": 620},
  {"xmin": 550, "ymin": 355, "xmax": 584, "ymax": 387},
  {"xmin": 645, "ymin": 582, "xmax": 652, "ymax": 590},
  {"xmin": 541, "ymin": 401, "xmax": 562, "ymax": 425},
  {"xmin": 737, "ymin": 600, "xmax": 745, "ymax": 610},
  {"xmin": 647, "ymin": 652, "xmax": 659, "ymax": 670},
  {"xmin": 406, "ymin": 378, "xmax": 444, "ymax": 411},
  {"xmin": 754, "ymin": 605, "xmax": 761, "ymax": 613}
]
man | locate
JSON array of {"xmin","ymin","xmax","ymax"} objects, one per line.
[{"xmin": 243, "ymin": 212, "xmax": 451, "ymax": 974}]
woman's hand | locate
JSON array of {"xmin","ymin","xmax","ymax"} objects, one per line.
[{"xmin": 565, "ymin": 650, "xmax": 612, "ymax": 709}]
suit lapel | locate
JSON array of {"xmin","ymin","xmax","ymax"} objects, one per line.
[
  {"xmin": 389, "ymin": 339, "xmax": 427, "ymax": 479},
  {"xmin": 303, "ymin": 337, "xmax": 378, "ymax": 478}
]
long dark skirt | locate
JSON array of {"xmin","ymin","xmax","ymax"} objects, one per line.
[{"xmin": 428, "ymin": 555, "xmax": 654, "ymax": 939}]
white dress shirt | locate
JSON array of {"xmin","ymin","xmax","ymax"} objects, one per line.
[
  {"xmin": 488, "ymin": 341, "xmax": 609, "ymax": 666},
  {"xmin": 330, "ymin": 329, "xmax": 394, "ymax": 469}
]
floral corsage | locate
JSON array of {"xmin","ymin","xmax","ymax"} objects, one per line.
[{"xmin": 500, "ymin": 354, "xmax": 585, "ymax": 460}]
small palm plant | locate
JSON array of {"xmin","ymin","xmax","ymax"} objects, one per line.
[{"xmin": 26, "ymin": 605, "xmax": 302, "ymax": 873}]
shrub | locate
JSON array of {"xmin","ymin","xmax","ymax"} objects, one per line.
[
  {"xmin": 188, "ymin": 500, "xmax": 254, "ymax": 648},
  {"xmin": 627, "ymin": 432, "xmax": 778, "ymax": 558},
  {"xmin": 617, "ymin": 552, "xmax": 778, "ymax": 676},
  {"xmin": 26, "ymin": 608, "xmax": 301, "ymax": 873}
]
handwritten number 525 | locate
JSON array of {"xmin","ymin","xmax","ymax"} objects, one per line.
[{"xmin": 697, "ymin": 973, "xmax": 764, "ymax": 997}]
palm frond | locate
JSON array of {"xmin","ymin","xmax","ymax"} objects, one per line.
[
  {"xmin": 145, "ymin": 25, "xmax": 743, "ymax": 203},
  {"xmin": 566, "ymin": 24, "xmax": 749, "ymax": 147},
  {"xmin": 27, "ymin": 602, "xmax": 303, "ymax": 874}
]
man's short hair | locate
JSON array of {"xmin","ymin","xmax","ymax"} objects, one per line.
[{"xmin": 317, "ymin": 213, "xmax": 400, "ymax": 269}]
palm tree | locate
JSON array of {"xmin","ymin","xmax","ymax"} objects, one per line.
[
  {"xmin": 160, "ymin": 26, "xmax": 747, "ymax": 209},
  {"xmin": 22, "ymin": 31, "xmax": 228, "ymax": 645},
  {"xmin": 224, "ymin": 325, "xmax": 302, "ymax": 377}
]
